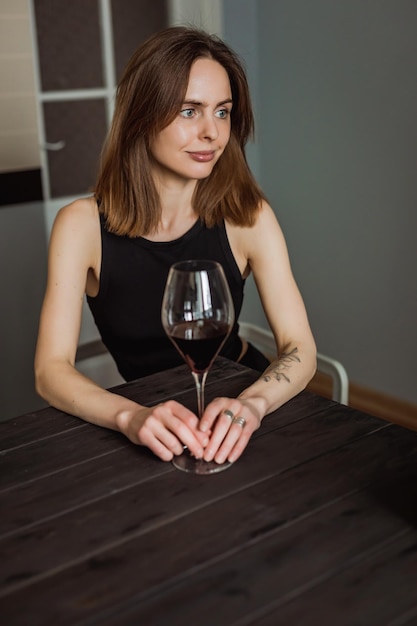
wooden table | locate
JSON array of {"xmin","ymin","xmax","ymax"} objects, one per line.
[{"xmin": 1, "ymin": 358, "xmax": 417, "ymax": 625}]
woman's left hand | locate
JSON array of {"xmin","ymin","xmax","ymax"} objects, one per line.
[{"xmin": 199, "ymin": 397, "xmax": 262, "ymax": 465}]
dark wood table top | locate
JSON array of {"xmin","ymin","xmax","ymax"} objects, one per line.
[{"xmin": 1, "ymin": 357, "xmax": 417, "ymax": 625}]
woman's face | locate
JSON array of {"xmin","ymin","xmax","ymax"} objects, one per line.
[{"xmin": 149, "ymin": 58, "xmax": 232, "ymax": 186}]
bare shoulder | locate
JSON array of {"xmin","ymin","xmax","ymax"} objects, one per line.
[
  {"xmin": 228, "ymin": 200, "xmax": 283, "ymax": 238},
  {"xmin": 227, "ymin": 200, "xmax": 287, "ymax": 264},
  {"xmin": 49, "ymin": 196, "xmax": 101, "ymax": 271},
  {"xmin": 54, "ymin": 196, "xmax": 99, "ymax": 231},
  {"xmin": 252, "ymin": 200, "xmax": 284, "ymax": 236},
  {"xmin": 52, "ymin": 196, "xmax": 99, "ymax": 246}
]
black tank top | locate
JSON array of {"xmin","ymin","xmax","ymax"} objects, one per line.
[{"xmin": 87, "ymin": 216, "xmax": 245, "ymax": 381}]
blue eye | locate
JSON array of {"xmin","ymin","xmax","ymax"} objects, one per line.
[
  {"xmin": 180, "ymin": 108, "xmax": 195, "ymax": 118},
  {"xmin": 216, "ymin": 109, "xmax": 230, "ymax": 119}
]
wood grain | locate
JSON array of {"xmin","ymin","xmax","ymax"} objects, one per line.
[{"xmin": 1, "ymin": 358, "xmax": 416, "ymax": 626}]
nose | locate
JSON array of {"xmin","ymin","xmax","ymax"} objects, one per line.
[{"xmin": 199, "ymin": 113, "xmax": 219, "ymax": 141}]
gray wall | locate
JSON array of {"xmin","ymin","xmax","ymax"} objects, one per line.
[
  {"xmin": 224, "ymin": 0, "xmax": 417, "ymax": 405},
  {"xmin": 0, "ymin": 203, "xmax": 48, "ymax": 419}
]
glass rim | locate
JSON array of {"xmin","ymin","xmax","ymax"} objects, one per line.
[{"xmin": 170, "ymin": 259, "xmax": 222, "ymax": 272}]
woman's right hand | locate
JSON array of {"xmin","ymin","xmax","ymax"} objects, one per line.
[{"xmin": 118, "ymin": 400, "xmax": 209, "ymax": 462}]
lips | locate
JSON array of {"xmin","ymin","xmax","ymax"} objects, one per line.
[{"xmin": 187, "ymin": 151, "xmax": 216, "ymax": 162}]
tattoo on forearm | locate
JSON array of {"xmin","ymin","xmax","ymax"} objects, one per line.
[{"xmin": 263, "ymin": 348, "xmax": 300, "ymax": 383}]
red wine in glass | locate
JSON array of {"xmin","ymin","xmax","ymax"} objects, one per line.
[
  {"xmin": 161, "ymin": 260, "xmax": 235, "ymax": 474},
  {"xmin": 169, "ymin": 320, "xmax": 230, "ymax": 373}
]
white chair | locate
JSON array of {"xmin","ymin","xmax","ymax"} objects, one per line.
[{"xmin": 239, "ymin": 321, "xmax": 349, "ymax": 405}]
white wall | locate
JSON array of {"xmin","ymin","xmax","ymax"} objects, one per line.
[
  {"xmin": 0, "ymin": 0, "xmax": 40, "ymax": 174},
  {"xmin": 224, "ymin": 0, "xmax": 417, "ymax": 404}
]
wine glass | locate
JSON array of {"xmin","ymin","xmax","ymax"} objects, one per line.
[{"xmin": 161, "ymin": 259, "xmax": 235, "ymax": 474}]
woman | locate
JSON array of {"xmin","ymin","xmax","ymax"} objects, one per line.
[{"xmin": 35, "ymin": 26, "xmax": 316, "ymax": 466}]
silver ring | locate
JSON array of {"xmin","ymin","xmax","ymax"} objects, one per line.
[
  {"xmin": 223, "ymin": 409, "xmax": 234, "ymax": 420},
  {"xmin": 232, "ymin": 416, "xmax": 246, "ymax": 428}
]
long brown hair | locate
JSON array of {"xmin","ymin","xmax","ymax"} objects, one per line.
[{"xmin": 95, "ymin": 26, "xmax": 266, "ymax": 237}]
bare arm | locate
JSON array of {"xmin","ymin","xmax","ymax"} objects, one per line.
[
  {"xmin": 200, "ymin": 201, "xmax": 317, "ymax": 463},
  {"xmin": 35, "ymin": 198, "xmax": 206, "ymax": 461},
  {"xmin": 236, "ymin": 201, "xmax": 317, "ymax": 412}
]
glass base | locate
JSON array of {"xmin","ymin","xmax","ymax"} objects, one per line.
[{"xmin": 172, "ymin": 448, "xmax": 232, "ymax": 474}]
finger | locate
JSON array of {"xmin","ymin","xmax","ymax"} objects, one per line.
[
  {"xmin": 203, "ymin": 412, "xmax": 237, "ymax": 462},
  {"xmin": 162, "ymin": 400, "xmax": 199, "ymax": 430},
  {"xmin": 161, "ymin": 401, "xmax": 211, "ymax": 452},
  {"xmin": 143, "ymin": 418, "xmax": 205, "ymax": 461},
  {"xmin": 226, "ymin": 429, "xmax": 252, "ymax": 463},
  {"xmin": 138, "ymin": 422, "xmax": 178, "ymax": 461},
  {"xmin": 199, "ymin": 398, "xmax": 240, "ymax": 433},
  {"xmin": 160, "ymin": 402, "xmax": 210, "ymax": 454},
  {"xmin": 215, "ymin": 417, "xmax": 253, "ymax": 463},
  {"xmin": 150, "ymin": 409, "xmax": 206, "ymax": 459},
  {"xmin": 205, "ymin": 412, "xmax": 254, "ymax": 464},
  {"xmin": 151, "ymin": 419, "xmax": 187, "ymax": 456},
  {"xmin": 172, "ymin": 420, "xmax": 206, "ymax": 458},
  {"xmin": 196, "ymin": 428, "xmax": 211, "ymax": 447},
  {"xmin": 151, "ymin": 401, "xmax": 201, "ymax": 436},
  {"xmin": 141, "ymin": 405, "xmax": 204, "ymax": 460}
]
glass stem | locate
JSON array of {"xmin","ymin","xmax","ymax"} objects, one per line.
[{"xmin": 192, "ymin": 371, "xmax": 208, "ymax": 419}]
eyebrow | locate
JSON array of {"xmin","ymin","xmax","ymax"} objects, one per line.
[{"xmin": 182, "ymin": 98, "xmax": 233, "ymax": 108}]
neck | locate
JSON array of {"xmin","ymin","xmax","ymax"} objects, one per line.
[
  {"xmin": 146, "ymin": 177, "xmax": 199, "ymax": 242},
  {"xmin": 159, "ymin": 177, "xmax": 197, "ymax": 208}
]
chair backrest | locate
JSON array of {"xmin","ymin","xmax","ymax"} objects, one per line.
[{"xmin": 239, "ymin": 321, "xmax": 349, "ymax": 405}]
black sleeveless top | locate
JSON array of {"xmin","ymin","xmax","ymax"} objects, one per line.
[{"xmin": 87, "ymin": 217, "xmax": 246, "ymax": 381}]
